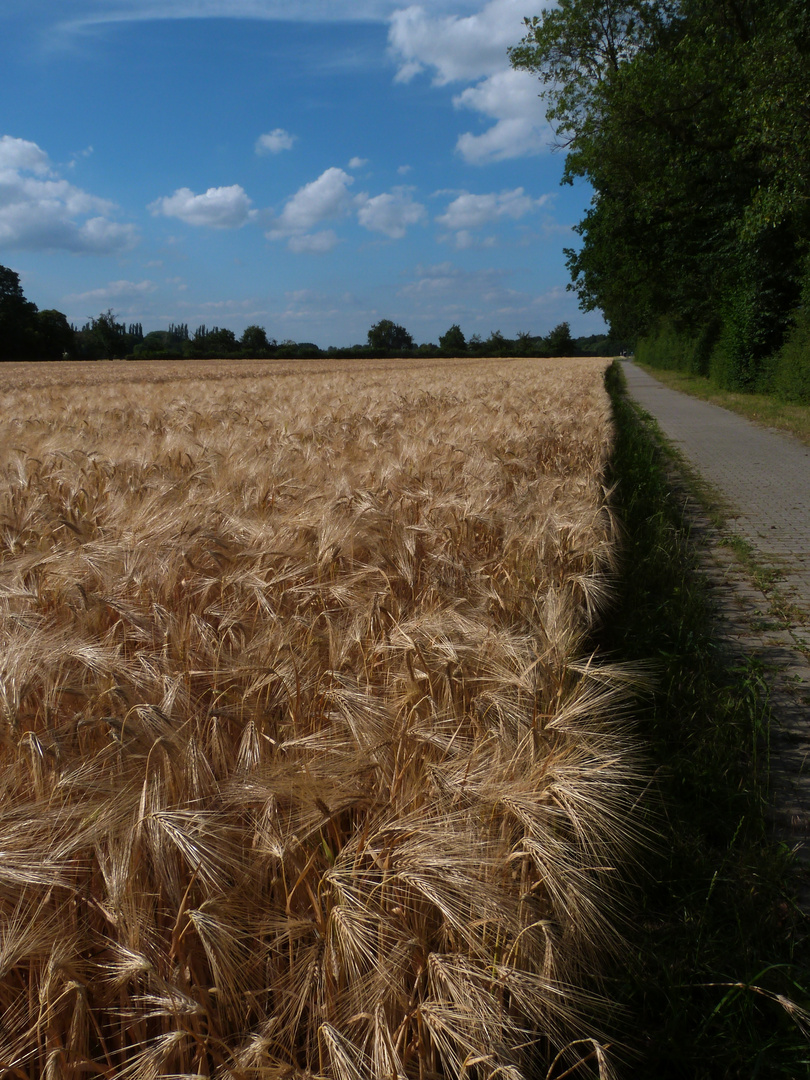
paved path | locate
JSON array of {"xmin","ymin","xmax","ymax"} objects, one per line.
[{"xmin": 621, "ymin": 361, "xmax": 810, "ymax": 873}]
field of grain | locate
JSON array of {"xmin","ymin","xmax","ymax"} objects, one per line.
[{"xmin": 0, "ymin": 357, "xmax": 642, "ymax": 1080}]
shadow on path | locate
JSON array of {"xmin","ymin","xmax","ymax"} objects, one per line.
[{"xmin": 622, "ymin": 361, "xmax": 810, "ymax": 889}]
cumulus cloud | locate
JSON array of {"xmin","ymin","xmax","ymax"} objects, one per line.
[
  {"xmin": 388, "ymin": 0, "xmax": 528, "ymax": 85},
  {"xmin": 255, "ymin": 128, "xmax": 296, "ymax": 154},
  {"xmin": 280, "ymin": 168, "xmax": 354, "ymax": 232},
  {"xmin": 149, "ymin": 185, "xmax": 254, "ymax": 228},
  {"xmin": 0, "ymin": 135, "xmax": 138, "ymax": 253},
  {"xmin": 453, "ymin": 69, "xmax": 549, "ymax": 163},
  {"xmin": 356, "ymin": 187, "xmax": 426, "ymax": 238},
  {"xmin": 348, "ymin": 157, "xmax": 369, "ymax": 169},
  {"xmin": 265, "ymin": 167, "xmax": 354, "ymax": 250},
  {"xmin": 0, "ymin": 135, "xmax": 52, "ymax": 174},
  {"xmin": 437, "ymin": 186, "xmax": 545, "ymax": 230},
  {"xmin": 387, "ymin": 3, "xmax": 551, "ymax": 165}
]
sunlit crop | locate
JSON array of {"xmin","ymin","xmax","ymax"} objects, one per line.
[{"xmin": 0, "ymin": 356, "xmax": 641, "ymax": 1079}]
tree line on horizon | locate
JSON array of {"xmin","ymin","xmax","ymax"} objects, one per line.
[
  {"xmin": 511, "ymin": 0, "xmax": 810, "ymax": 402},
  {"xmin": 0, "ymin": 266, "xmax": 626, "ymax": 362}
]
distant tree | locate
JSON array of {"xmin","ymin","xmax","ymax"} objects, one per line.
[
  {"xmin": 439, "ymin": 324, "xmax": 467, "ymax": 355},
  {"xmin": 544, "ymin": 321, "xmax": 576, "ymax": 356},
  {"xmin": 35, "ymin": 310, "xmax": 75, "ymax": 360},
  {"xmin": 515, "ymin": 330, "xmax": 538, "ymax": 356},
  {"xmin": 87, "ymin": 310, "xmax": 129, "ymax": 360},
  {"xmin": 241, "ymin": 325, "xmax": 274, "ymax": 356},
  {"xmin": 367, "ymin": 319, "xmax": 414, "ymax": 354},
  {"xmin": 184, "ymin": 325, "xmax": 239, "ymax": 358},
  {"xmin": 204, "ymin": 327, "xmax": 238, "ymax": 356},
  {"xmin": 167, "ymin": 322, "xmax": 188, "ymax": 342},
  {"xmin": 133, "ymin": 330, "xmax": 183, "ymax": 358},
  {"xmin": 295, "ymin": 342, "xmax": 321, "ymax": 359},
  {"xmin": 482, "ymin": 329, "xmax": 509, "ymax": 356}
]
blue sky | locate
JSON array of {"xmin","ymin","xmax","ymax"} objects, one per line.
[{"xmin": 0, "ymin": 0, "xmax": 605, "ymax": 347}]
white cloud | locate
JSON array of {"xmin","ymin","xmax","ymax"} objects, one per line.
[
  {"xmin": 356, "ymin": 187, "xmax": 426, "ymax": 238},
  {"xmin": 453, "ymin": 69, "xmax": 549, "ymax": 163},
  {"xmin": 256, "ymin": 128, "xmax": 296, "ymax": 155},
  {"xmin": 149, "ymin": 184, "xmax": 253, "ymax": 228},
  {"xmin": 266, "ymin": 167, "xmax": 354, "ymax": 250},
  {"xmin": 348, "ymin": 156, "xmax": 369, "ymax": 169},
  {"xmin": 387, "ymin": 5, "xmax": 551, "ymax": 165},
  {"xmin": 0, "ymin": 135, "xmax": 53, "ymax": 175},
  {"xmin": 64, "ymin": 279, "xmax": 157, "ymax": 303},
  {"xmin": 437, "ymin": 186, "xmax": 544, "ymax": 230},
  {"xmin": 388, "ymin": 0, "xmax": 528, "ymax": 85},
  {"xmin": 0, "ymin": 135, "xmax": 138, "ymax": 253},
  {"xmin": 77, "ymin": 217, "xmax": 140, "ymax": 252}
]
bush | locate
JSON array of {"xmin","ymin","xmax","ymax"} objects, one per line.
[{"xmin": 772, "ymin": 306, "xmax": 810, "ymax": 403}]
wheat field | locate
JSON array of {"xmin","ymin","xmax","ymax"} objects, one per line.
[{"xmin": 0, "ymin": 356, "xmax": 642, "ymax": 1080}]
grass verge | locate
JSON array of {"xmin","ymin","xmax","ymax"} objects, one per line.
[
  {"xmin": 603, "ymin": 361, "xmax": 810, "ymax": 1078},
  {"xmin": 631, "ymin": 362, "xmax": 810, "ymax": 446}
]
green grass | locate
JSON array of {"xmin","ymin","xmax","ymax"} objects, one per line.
[
  {"xmin": 631, "ymin": 362, "xmax": 810, "ymax": 446},
  {"xmin": 602, "ymin": 361, "xmax": 810, "ymax": 1078}
]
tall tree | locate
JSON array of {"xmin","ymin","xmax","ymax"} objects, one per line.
[
  {"xmin": 511, "ymin": 0, "xmax": 810, "ymax": 388},
  {"xmin": 367, "ymin": 319, "xmax": 414, "ymax": 354},
  {"xmin": 0, "ymin": 265, "xmax": 39, "ymax": 360}
]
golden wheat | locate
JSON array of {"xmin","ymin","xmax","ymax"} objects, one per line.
[{"xmin": 0, "ymin": 356, "xmax": 641, "ymax": 1079}]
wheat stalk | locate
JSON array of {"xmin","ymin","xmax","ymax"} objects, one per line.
[{"xmin": 0, "ymin": 357, "xmax": 643, "ymax": 1079}]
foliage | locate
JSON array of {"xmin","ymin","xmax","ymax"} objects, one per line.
[
  {"xmin": 439, "ymin": 322, "xmax": 466, "ymax": 355},
  {"xmin": 0, "ymin": 265, "xmax": 40, "ymax": 361},
  {"xmin": 511, "ymin": 0, "xmax": 810, "ymax": 393},
  {"xmin": 240, "ymin": 323, "xmax": 275, "ymax": 357},
  {"xmin": 545, "ymin": 321, "xmax": 577, "ymax": 356},
  {"xmin": 132, "ymin": 329, "xmax": 184, "ymax": 358},
  {"xmin": 366, "ymin": 318, "xmax": 415, "ymax": 354},
  {"xmin": 31, "ymin": 309, "xmax": 74, "ymax": 360},
  {"xmin": 772, "ymin": 288, "xmax": 810, "ymax": 405}
]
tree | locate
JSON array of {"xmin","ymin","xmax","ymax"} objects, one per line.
[
  {"xmin": 510, "ymin": 0, "xmax": 810, "ymax": 390},
  {"xmin": 0, "ymin": 265, "xmax": 39, "ymax": 360},
  {"xmin": 35, "ymin": 310, "xmax": 75, "ymax": 360},
  {"xmin": 85, "ymin": 310, "xmax": 129, "ymax": 360},
  {"xmin": 367, "ymin": 319, "xmax": 414, "ymax": 354},
  {"xmin": 203, "ymin": 327, "xmax": 238, "ymax": 356},
  {"xmin": 544, "ymin": 321, "xmax": 576, "ymax": 356},
  {"xmin": 439, "ymin": 324, "xmax": 467, "ymax": 355},
  {"xmin": 482, "ymin": 329, "xmax": 509, "ymax": 356},
  {"xmin": 241, "ymin": 325, "xmax": 274, "ymax": 356},
  {"xmin": 185, "ymin": 325, "xmax": 239, "ymax": 358}
]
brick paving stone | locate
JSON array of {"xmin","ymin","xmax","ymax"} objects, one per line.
[{"xmin": 621, "ymin": 361, "xmax": 810, "ymax": 899}]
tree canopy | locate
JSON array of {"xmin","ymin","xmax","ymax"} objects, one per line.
[
  {"xmin": 367, "ymin": 319, "xmax": 415, "ymax": 354},
  {"xmin": 511, "ymin": 0, "xmax": 810, "ymax": 396}
]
